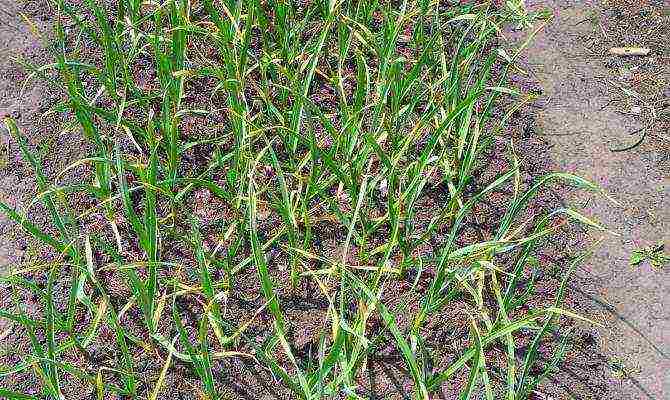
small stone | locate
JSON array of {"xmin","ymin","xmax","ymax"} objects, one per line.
[
  {"xmin": 630, "ymin": 106, "xmax": 642, "ymax": 115},
  {"xmin": 379, "ymin": 178, "xmax": 388, "ymax": 197}
]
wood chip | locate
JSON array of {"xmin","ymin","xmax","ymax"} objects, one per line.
[{"xmin": 609, "ymin": 47, "xmax": 651, "ymax": 56}]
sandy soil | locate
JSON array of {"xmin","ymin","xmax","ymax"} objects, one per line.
[
  {"xmin": 522, "ymin": 0, "xmax": 670, "ymax": 398},
  {"xmin": 1, "ymin": 0, "xmax": 86, "ymax": 276}
]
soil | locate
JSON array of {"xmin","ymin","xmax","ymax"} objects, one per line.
[
  {"xmin": 0, "ymin": 0, "xmax": 52, "ymax": 274},
  {"xmin": 519, "ymin": 0, "xmax": 670, "ymax": 398},
  {"xmin": 0, "ymin": 0, "xmax": 669, "ymax": 399}
]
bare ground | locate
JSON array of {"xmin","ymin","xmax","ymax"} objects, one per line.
[
  {"xmin": 520, "ymin": 0, "xmax": 670, "ymax": 398},
  {"xmin": 0, "ymin": 0, "xmax": 84, "ymax": 275}
]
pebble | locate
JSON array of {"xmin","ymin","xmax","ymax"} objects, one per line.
[{"xmin": 379, "ymin": 178, "xmax": 388, "ymax": 197}]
